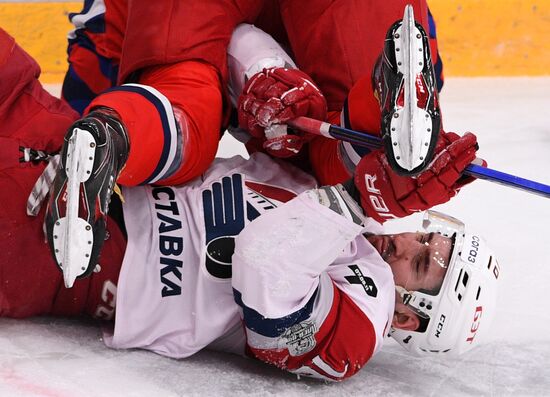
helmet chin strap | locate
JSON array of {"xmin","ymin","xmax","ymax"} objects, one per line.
[
  {"xmin": 396, "ymin": 264, "xmax": 416, "ymax": 306},
  {"xmin": 395, "ymin": 285, "xmax": 412, "ymax": 305},
  {"xmin": 395, "ymin": 284, "xmax": 430, "ymax": 316}
]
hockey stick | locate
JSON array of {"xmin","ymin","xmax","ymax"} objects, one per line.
[{"xmin": 288, "ymin": 116, "xmax": 550, "ymax": 199}]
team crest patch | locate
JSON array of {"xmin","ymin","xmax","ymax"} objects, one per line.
[{"xmin": 281, "ymin": 321, "xmax": 317, "ymax": 356}]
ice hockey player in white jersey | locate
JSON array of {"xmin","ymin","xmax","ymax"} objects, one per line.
[{"xmin": 100, "ymin": 151, "xmax": 499, "ymax": 381}]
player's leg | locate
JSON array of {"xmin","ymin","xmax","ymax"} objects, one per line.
[
  {"xmin": 61, "ymin": 0, "xmax": 124, "ymax": 114},
  {"xmin": 279, "ymin": 0, "xmax": 430, "ymax": 112},
  {"xmin": 345, "ymin": 4, "xmax": 442, "ymax": 176},
  {"xmin": 278, "ymin": 1, "xmax": 440, "ymax": 181},
  {"xmin": 90, "ymin": 61, "xmax": 225, "ymax": 186},
  {"xmin": 47, "ymin": 0, "xmax": 265, "ymax": 284},
  {"xmin": 45, "ymin": 59, "xmax": 224, "ymax": 287}
]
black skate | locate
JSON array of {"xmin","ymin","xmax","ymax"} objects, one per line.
[
  {"xmin": 45, "ymin": 108, "xmax": 129, "ymax": 288},
  {"xmin": 373, "ymin": 5, "xmax": 441, "ymax": 176}
]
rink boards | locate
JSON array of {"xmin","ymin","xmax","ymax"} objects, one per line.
[{"xmin": 0, "ymin": 0, "xmax": 549, "ymax": 82}]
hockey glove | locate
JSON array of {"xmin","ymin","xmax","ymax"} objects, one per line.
[
  {"xmin": 354, "ymin": 131, "xmax": 483, "ymax": 223},
  {"xmin": 238, "ymin": 67, "xmax": 327, "ymax": 158}
]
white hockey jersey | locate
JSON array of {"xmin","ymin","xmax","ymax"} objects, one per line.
[{"xmin": 105, "ymin": 153, "xmax": 395, "ymax": 381}]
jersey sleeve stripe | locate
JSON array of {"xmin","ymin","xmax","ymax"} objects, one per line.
[
  {"xmin": 240, "ymin": 274, "xmax": 335, "ymax": 347},
  {"xmin": 311, "ymin": 356, "xmax": 348, "ymax": 378},
  {"xmin": 234, "ymin": 287, "xmax": 316, "ymax": 338},
  {"xmin": 103, "ymin": 84, "xmax": 182, "ymax": 184}
]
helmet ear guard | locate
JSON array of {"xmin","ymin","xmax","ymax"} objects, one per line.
[{"xmin": 390, "ymin": 210, "xmax": 500, "ymax": 357}]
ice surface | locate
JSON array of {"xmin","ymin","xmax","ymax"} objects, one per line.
[{"xmin": 2, "ymin": 78, "xmax": 550, "ymax": 396}]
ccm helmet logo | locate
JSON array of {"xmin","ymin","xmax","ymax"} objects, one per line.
[
  {"xmin": 467, "ymin": 235, "xmax": 481, "ymax": 263},
  {"xmin": 466, "ymin": 306, "xmax": 483, "ymax": 344},
  {"xmin": 435, "ymin": 314, "xmax": 446, "ymax": 338}
]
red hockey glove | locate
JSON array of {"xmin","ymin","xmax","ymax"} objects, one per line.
[
  {"xmin": 238, "ymin": 67, "xmax": 327, "ymax": 158},
  {"xmin": 354, "ymin": 132, "xmax": 483, "ymax": 223}
]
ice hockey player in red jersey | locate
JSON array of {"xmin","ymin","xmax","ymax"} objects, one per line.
[{"xmin": 0, "ymin": 28, "xmax": 499, "ymax": 382}]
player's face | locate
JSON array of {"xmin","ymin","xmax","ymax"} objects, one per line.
[{"xmin": 367, "ymin": 232, "xmax": 452, "ymax": 293}]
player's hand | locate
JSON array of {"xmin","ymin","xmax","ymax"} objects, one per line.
[
  {"xmin": 354, "ymin": 131, "xmax": 483, "ymax": 223},
  {"xmin": 238, "ymin": 67, "xmax": 327, "ymax": 158}
]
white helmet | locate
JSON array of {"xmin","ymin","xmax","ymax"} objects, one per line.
[{"xmin": 390, "ymin": 210, "xmax": 500, "ymax": 356}]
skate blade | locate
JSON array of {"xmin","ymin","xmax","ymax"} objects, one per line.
[
  {"xmin": 53, "ymin": 127, "xmax": 96, "ymax": 288},
  {"xmin": 53, "ymin": 217, "xmax": 94, "ymax": 288},
  {"xmin": 389, "ymin": 4, "xmax": 434, "ymax": 174}
]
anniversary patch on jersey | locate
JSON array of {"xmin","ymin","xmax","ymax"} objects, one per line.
[
  {"xmin": 281, "ymin": 320, "xmax": 317, "ymax": 357},
  {"xmin": 345, "ymin": 265, "xmax": 378, "ymax": 298}
]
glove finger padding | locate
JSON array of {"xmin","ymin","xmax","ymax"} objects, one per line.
[
  {"xmin": 238, "ymin": 67, "xmax": 327, "ymax": 157},
  {"xmin": 355, "ymin": 131, "xmax": 482, "ymax": 223}
]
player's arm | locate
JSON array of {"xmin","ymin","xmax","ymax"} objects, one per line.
[
  {"xmin": 226, "ymin": 24, "xmax": 357, "ymax": 185},
  {"xmin": 231, "ymin": 185, "xmax": 392, "ymax": 380},
  {"xmin": 228, "ymin": 24, "xmax": 327, "ymax": 158}
]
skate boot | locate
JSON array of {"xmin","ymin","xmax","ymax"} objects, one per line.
[
  {"xmin": 373, "ymin": 5, "xmax": 441, "ymax": 176},
  {"xmin": 45, "ymin": 108, "xmax": 129, "ymax": 288}
]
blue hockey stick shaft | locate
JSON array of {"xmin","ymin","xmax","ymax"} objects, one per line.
[
  {"xmin": 288, "ymin": 117, "xmax": 550, "ymax": 199},
  {"xmin": 463, "ymin": 164, "xmax": 550, "ymax": 198}
]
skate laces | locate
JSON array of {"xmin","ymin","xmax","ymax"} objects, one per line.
[
  {"xmin": 113, "ymin": 183, "xmax": 125, "ymax": 203},
  {"xmin": 26, "ymin": 154, "xmax": 61, "ymax": 216},
  {"xmin": 19, "ymin": 146, "xmax": 55, "ymax": 163}
]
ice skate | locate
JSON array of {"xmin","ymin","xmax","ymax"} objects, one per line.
[
  {"xmin": 373, "ymin": 5, "xmax": 441, "ymax": 176},
  {"xmin": 45, "ymin": 108, "xmax": 129, "ymax": 288}
]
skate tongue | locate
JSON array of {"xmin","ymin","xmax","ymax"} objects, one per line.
[{"xmin": 388, "ymin": 4, "xmax": 435, "ymax": 175}]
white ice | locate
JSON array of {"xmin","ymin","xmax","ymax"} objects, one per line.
[{"xmin": 1, "ymin": 78, "xmax": 550, "ymax": 396}]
